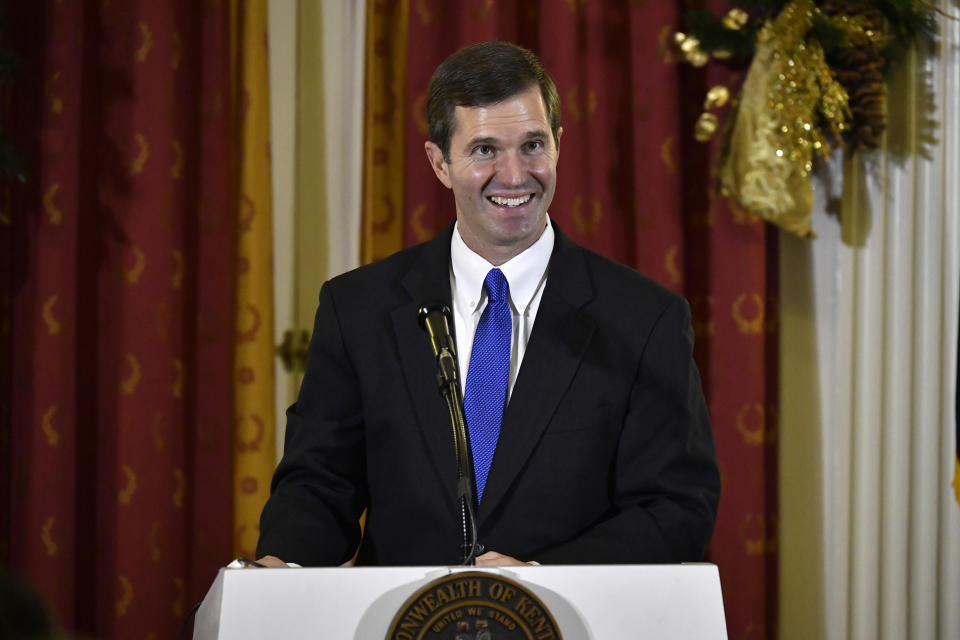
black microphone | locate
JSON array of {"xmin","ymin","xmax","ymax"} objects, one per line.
[{"xmin": 418, "ymin": 303, "xmax": 458, "ymax": 385}]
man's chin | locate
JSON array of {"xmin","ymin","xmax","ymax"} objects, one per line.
[{"xmin": 489, "ymin": 218, "xmax": 548, "ymax": 249}]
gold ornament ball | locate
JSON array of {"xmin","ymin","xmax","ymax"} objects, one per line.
[
  {"xmin": 695, "ymin": 112, "xmax": 719, "ymax": 142},
  {"xmin": 690, "ymin": 51, "xmax": 709, "ymax": 67},
  {"xmin": 723, "ymin": 8, "xmax": 749, "ymax": 31},
  {"xmin": 704, "ymin": 85, "xmax": 730, "ymax": 110}
]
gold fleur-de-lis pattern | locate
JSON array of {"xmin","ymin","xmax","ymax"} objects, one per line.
[
  {"xmin": 660, "ymin": 136, "xmax": 678, "ymax": 175},
  {"xmin": 42, "ymin": 295, "xmax": 61, "ymax": 335},
  {"xmin": 41, "ymin": 517, "xmax": 58, "ymax": 557},
  {"xmin": 43, "ymin": 183, "xmax": 63, "ymax": 225},
  {"xmin": 117, "ymin": 464, "xmax": 138, "ymax": 505},
  {"xmin": 135, "ymin": 22, "xmax": 153, "ymax": 63},
  {"xmin": 172, "ymin": 468, "xmax": 185, "ymax": 508},
  {"xmin": 732, "ymin": 293, "xmax": 765, "ymax": 336},
  {"xmin": 170, "ymin": 32, "xmax": 182, "ymax": 70},
  {"xmin": 129, "ymin": 133, "xmax": 150, "ymax": 175},
  {"xmin": 46, "ymin": 72, "xmax": 64, "ymax": 114},
  {"xmin": 115, "ymin": 575, "xmax": 134, "ymax": 615},
  {"xmin": 171, "ymin": 358, "xmax": 184, "ymax": 398},
  {"xmin": 664, "ymin": 244, "xmax": 682, "ymax": 287},
  {"xmin": 41, "ymin": 405, "xmax": 60, "ymax": 446},
  {"xmin": 172, "ymin": 578, "xmax": 186, "ymax": 618},
  {"xmin": 572, "ymin": 194, "xmax": 604, "ymax": 236},
  {"xmin": 148, "ymin": 522, "xmax": 163, "ymax": 563},
  {"xmin": 170, "ymin": 140, "xmax": 183, "ymax": 179},
  {"xmin": 566, "ymin": 85, "xmax": 598, "ymax": 125},
  {"xmin": 119, "ymin": 354, "xmax": 141, "ymax": 396},
  {"xmin": 124, "ymin": 245, "xmax": 147, "ymax": 284}
]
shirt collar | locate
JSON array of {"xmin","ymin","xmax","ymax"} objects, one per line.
[{"xmin": 451, "ymin": 215, "xmax": 554, "ymax": 314}]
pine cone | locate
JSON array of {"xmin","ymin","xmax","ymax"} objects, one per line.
[{"xmin": 820, "ymin": 1, "xmax": 887, "ymax": 150}]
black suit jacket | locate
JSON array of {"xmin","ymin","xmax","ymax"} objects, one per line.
[{"xmin": 257, "ymin": 222, "xmax": 720, "ymax": 565}]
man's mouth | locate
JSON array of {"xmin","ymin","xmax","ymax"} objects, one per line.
[{"xmin": 487, "ymin": 194, "xmax": 533, "ymax": 208}]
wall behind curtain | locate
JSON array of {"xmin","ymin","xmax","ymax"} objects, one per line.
[
  {"xmin": 0, "ymin": 1, "xmax": 274, "ymax": 637},
  {"xmin": 362, "ymin": 1, "xmax": 779, "ymax": 637}
]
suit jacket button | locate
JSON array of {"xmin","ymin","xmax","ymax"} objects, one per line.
[{"xmin": 475, "ymin": 542, "xmax": 485, "ymax": 555}]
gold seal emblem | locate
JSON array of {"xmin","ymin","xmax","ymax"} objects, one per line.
[{"xmin": 387, "ymin": 571, "xmax": 562, "ymax": 640}]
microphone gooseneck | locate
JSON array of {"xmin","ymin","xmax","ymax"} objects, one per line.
[{"xmin": 417, "ymin": 303, "xmax": 479, "ymax": 565}]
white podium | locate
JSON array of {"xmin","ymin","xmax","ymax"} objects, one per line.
[{"xmin": 194, "ymin": 563, "xmax": 726, "ymax": 639}]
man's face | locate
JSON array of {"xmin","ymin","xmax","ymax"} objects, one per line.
[{"xmin": 425, "ymin": 86, "xmax": 561, "ymax": 265}]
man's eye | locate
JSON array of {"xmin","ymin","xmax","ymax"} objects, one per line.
[
  {"xmin": 474, "ymin": 145, "xmax": 494, "ymax": 156},
  {"xmin": 525, "ymin": 140, "xmax": 544, "ymax": 152}
]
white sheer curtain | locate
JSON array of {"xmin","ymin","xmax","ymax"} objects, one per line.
[
  {"xmin": 317, "ymin": 0, "xmax": 364, "ymax": 279},
  {"xmin": 269, "ymin": 0, "xmax": 365, "ymax": 455},
  {"xmin": 780, "ymin": 5, "xmax": 960, "ymax": 639}
]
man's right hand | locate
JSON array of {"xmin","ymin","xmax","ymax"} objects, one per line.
[{"xmin": 255, "ymin": 555, "xmax": 290, "ymax": 567}]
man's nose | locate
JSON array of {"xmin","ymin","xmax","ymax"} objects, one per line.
[{"xmin": 494, "ymin": 151, "xmax": 527, "ymax": 187}]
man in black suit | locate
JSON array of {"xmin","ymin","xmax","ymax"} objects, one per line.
[{"xmin": 256, "ymin": 42, "xmax": 719, "ymax": 567}]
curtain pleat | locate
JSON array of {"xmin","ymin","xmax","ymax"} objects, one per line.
[
  {"xmin": 779, "ymin": 3, "xmax": 960, "ymax": 637},
  {"xmin": 361, "ymin": 0, "xmax": 408, "ymax": 264},
  {"xmin": 230, "ymin": 0, "xmax": 276, "ymax": 560}
]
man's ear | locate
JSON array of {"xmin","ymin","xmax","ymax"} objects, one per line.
[
  {"xmin": 555, "ymin": 126, "xmax": 563, "ymax": 156},
  {"xmin": 424, "ymin": 141, "xmax": 452, "ymax": 189}
]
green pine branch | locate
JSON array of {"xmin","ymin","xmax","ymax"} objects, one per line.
[{"xmin": 684, "ymin": 10, "xmax": 757, "ymax": 60}]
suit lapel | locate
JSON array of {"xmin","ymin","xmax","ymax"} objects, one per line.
[
  {"xmin": 391, "ymin": 225, "xmax": 460, "ymax": 510},
  {"xmin": 478, "ymin": 226, "xmax": 596, "ymax": 520}
]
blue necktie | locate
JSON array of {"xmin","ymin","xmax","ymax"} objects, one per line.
[{"xmin": 463, "ymin": 268, "xmax": 511, "ymax": 502}]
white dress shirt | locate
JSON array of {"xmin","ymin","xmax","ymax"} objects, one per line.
[{"xmin": 450, "ymin": 216, "xmax": 554, "ymax": 400}]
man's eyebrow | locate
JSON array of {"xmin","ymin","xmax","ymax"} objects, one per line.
[
  {"xmin": 463, "ymin": 130, "xmax": 549, "ymax": 149},
  {"xmin": 464, "ymin": 136, "xmax": 498, "ymax": 149}
]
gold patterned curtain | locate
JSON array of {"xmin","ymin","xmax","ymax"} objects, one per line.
[
  {"xmin": 230, "ymin": 0, "xmax": 276, "ymax": 562},
  {"xmin": 0, "ymin": 1, "xmax": 272, "ymax": 637},
  {"xmin": 361, "ymin": 0, "xmax": 409, "ymax": 263}
]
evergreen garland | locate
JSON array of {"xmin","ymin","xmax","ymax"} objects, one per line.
[
  {"xmin": 682, "ymin": 0, "xmax": 940, "ymax": 74},
  {"xmin": 672, "ymin": 0, "xmax": 947, "ymax": 237}
]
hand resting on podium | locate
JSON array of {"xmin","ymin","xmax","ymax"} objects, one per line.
[{"xmin": 252, "ymin": 551, "xmax": 533, "ymax": 567}]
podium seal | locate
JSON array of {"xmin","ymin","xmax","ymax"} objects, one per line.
[{"xmin": 387, "ymin": 571, "xmax": 562, "ymax": 639}]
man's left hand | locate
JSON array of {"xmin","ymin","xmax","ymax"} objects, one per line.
[{"xmin": 475, "ymin": 551, "xmax": 532, "ymax": 566}]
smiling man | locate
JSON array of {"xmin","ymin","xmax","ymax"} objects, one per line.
[
  {"xmin": 423, "ymin": 81, "xmax": 559, "ymax": 266},
  {"xmin": 256, "ymin": 42, "xmax": 720, "ymax": 567}
]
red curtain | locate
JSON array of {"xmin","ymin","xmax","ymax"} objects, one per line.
[
  {"xmin": 370, "ymin": 1, "xmax": 779, "ymax": 636},
  {"xmin": 1, "ymin": 1, "xmax": 235, "ymax": 637}
]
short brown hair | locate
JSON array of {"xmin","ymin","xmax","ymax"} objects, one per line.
[{"xmin": 426, "ymin": 42, "xmax": 561, "ymax": 161}]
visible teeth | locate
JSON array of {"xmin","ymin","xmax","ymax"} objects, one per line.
[{"xmin": 489, "ymin": 195, "xmax": 532, "ymax": 207}]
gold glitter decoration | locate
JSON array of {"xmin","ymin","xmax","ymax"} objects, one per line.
[
  {"xmin": 762, "ymin": 0, "xmax": 850, "ymax": 177},
  {"xmin": 720, "ymin": 0, "xmax": 852, "ymax": 237}
]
